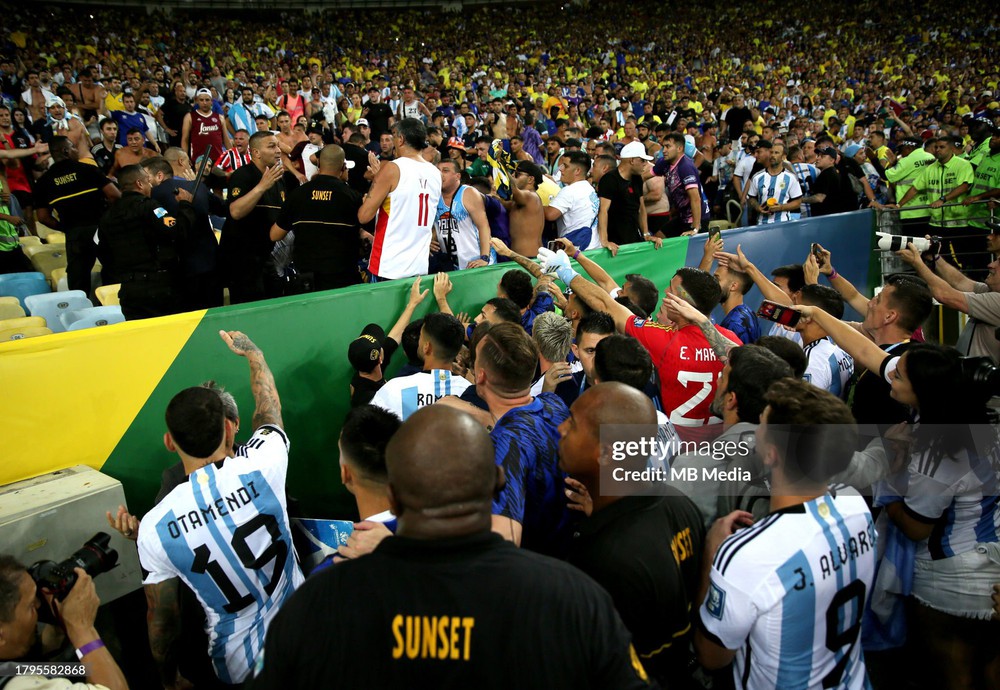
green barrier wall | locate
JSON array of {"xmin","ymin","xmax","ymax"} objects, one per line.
[
  {"xmin": 101, "ymin": 239, "xmax": 690, "ymax": 519},
  {"xmin": 5, "ymin": 211, "xmax": 876, "ymax": 521}
]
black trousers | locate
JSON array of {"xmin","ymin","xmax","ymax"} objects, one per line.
[
  {"xmin": 225, "ymin": 256, "xmax": 284, "ymax": 305},
  {"xmin": 66, "ymin": 225, "xmax": 99, "ymax": 296},
  {"xmin": 0, "ymin": 247, "xmax": 33, "ymax": 274},
  {"xmin": 119, "ymin": 273, "xmax": 180, "ymax": 320}
]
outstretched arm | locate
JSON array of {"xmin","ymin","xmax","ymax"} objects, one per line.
[
  {"xmin": 807, "ymin": 244, "xmax": 869, "ymax": 315},
  {"xmin": 491, "ymin": 237, "xmax": 543, "ymax": 280},
  {"xmin": 792, "ymin": 305, "xmax": 889, "ymax": 373},
  {"xmin": 388, "ymin": 276, "xmax": 429, "ymax": 342},
  {"xmin": 552, "ymin": 237, "xmax": 619, "ymax": 293},
  {"xmin": 896, "ymin": 244, "xmax": 970, "ymax": 312},
  {"xmin": 432, "ymin": 272, "xmax": 456, "ymax": 315},
  {"xmin": 717, "ymin": 245, "xmax": 793, "ymax": 305},
  {"xmin": 220, "ymin": 331, "xmax": 283, "ymax": 430}
]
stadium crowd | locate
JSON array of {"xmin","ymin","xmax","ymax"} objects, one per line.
[{"xmin": 1, "ymin": 1, "xmax": 1000, "ymax": 689}]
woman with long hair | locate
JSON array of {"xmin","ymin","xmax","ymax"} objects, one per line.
[{"xmin": 795, "ymin": 306, "xmax": 1000, "ymax": 690}]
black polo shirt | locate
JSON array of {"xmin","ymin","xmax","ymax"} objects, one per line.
[
  {"xmin": 275, "ymin": 174, "xmax": 362, "ymax": 287},
  {"xmin": 222, "ymin": 162, "xmax": 285, "ymax": 262},
  {"xmin": 33, "ymin": 160, "xmax": 112, "ymax": 229},
  {"xmin": 567, "ymin": 490, "xmax": 705, "ymax": 688},
  {"xmin": 597, "ymin": 170, "xmax": 644, "ymax": 245},
  {"xmin": 252, "ymin": 531, "xmax": 653, "ymax": 689}
]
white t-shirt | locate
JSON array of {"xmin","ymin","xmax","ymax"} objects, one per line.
[
  {"xmin": 803, "ymin": 337, "xmax": 854, "ymax": 398},
  {"xmin": 734, "ymin": 155, "xmax": 758, "ymax": 193},
  {"xmin": 301, "ymin": 143, "xmax": 321, "ymax": 181},
  {"xmin": 699, "ymin": 492, "xmax": 876, "ymax": 690},
  {"xmin": 766, "ymin": 321, "xmax": 804, "ymax": 345},
  {"xmin": 370, "ymin": 369, "xmax": 471, "ymax": 420},
  {"xmin": 137, "ymin": 425, "xmax": 304, "ymax": 684},
  {"xmin": 549, "ymin": 180, "xmax": 601, "ymax": 249}
]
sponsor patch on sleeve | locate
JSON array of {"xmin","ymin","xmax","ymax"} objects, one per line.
[
  {"xmin": 153, "ymin": 207, "xmax": 168, "ymax": 218},
  {"xmin": 706, "ymin": 581, "xmax": 727, "ymax": 620}
]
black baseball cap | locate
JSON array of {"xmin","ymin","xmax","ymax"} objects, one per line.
[
  {"xmin": 815, "ymin": 146, "xmax": 839, "ymax": 159},
  {"xmin": 514, "ymin": 160, "xmax": 543, "ymax": 186},
  {"xmin": 348, "ymin": 323, "xmax": 386, "ymax": 373}
]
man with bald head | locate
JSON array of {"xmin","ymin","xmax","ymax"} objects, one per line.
[
  {"xmin": 253, "ymin": 405, "xmax": 655, "ymax": 689},
  {"xmin": 559, "ymin": 383, "xmax": 705, "ymax": 689},
  {"xmin": 269, "ymin": 144, "xmax": 362, "ymax": 292}
]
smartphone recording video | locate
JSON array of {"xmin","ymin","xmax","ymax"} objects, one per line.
[{"xmin": 756, "ymin": 300, "xmax": 801, "ymax": 328}]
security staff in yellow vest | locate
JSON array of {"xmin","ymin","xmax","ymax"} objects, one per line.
[
  {"xmin": 885, "ymin": 137, "xmax": 935, "ymax": 238},
  {"xmin": 96, "ymin": 164, "xmax": 194, "ymax": 320}
]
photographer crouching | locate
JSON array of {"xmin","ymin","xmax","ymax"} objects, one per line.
[{"xmin": 0, "ymin": 556, "xmax": 127, "ymax": 690}]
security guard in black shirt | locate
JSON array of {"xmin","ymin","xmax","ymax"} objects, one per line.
[
  {"xmin": 221, "ymin": 131, "xmax": 286, "ymax": 304},
  {"xmin": 270, "ymin": 144, "xmax": 364, "ymax": 292},
  {"xmin": 253, "ymin": 406, "xmax": 654, "ymax": 690},
  {"xmin": 143, "ymin": 156, "xmax": 225, "ymax": 310},
  {"xmin": 34, "ymin": 136, "xmax": 120, "ymax": 296},
  {"xmin": 97, "ymin": 164, "xmax": 194, "ymax": 320}
]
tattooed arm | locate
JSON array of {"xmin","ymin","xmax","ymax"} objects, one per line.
[
  {"xmin": 490, "ymin": 238, "xmax": 544, "ymax": 280},
  {"xmin": 145, "ymin": 578, "xmax": 185, "ymax": 690},
  {"xmin": 662, "ymin": 293, "xmax": 737, "ymax": 364},
  {"xmin": 220, "ymin": 330, "xmax": 283, "ymax": 431}
]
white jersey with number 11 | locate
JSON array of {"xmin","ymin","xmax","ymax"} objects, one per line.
[{"xmin": 369, "ymin": 156, "xmax": 443, "ymax": 279}]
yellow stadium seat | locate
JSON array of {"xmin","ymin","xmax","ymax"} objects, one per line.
[
  {"xmin": 0, "ymin": 316, "xmax": 45, "ymax": 331},
  {"xmin": 35, "ymin": 224, "xmax": 58, "ymax": 241},
  {"xmin": 18, "ymin": 236, "xmax": 41, "ymax": 247},
  {"xmin": 0, "ymin": 326, "xmax": 52, "ymax": 341},
  {"xmin": 0, "ymin": 302, "xmax": 25, "ymax": 320},
  {"xmin": 22, "ymin": 243, "xmax": 52, "ymax": 259},
  {"xmin": 44, "ymin": 231, "xmax": 66, "ymax": 245},
  {"xmin": 95, "ymin": 284, "xmax": 121, "ymax": 307},
  {"xmin": 50, "ymin": 267, "xmax": 66, "ymax": 291},
  {"xmin": 28, "ymin": 246, "xmax": 67, "ymax": 278}
]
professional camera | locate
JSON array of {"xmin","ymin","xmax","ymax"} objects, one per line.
[
  {"xmin": 28, "ymin": 532, "xmax": 119, "ymax": 602},
  {"xmin": 875, "ymin": 231, "xmax": 940, "ymax": 253},
  {"xmin": 961, "ymin": 355, "xmax": 1000, "ymax": 400}
]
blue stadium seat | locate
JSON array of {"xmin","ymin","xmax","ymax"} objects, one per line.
[
  {"xmin": 0, "ymin": 273, "xmax": 50, "ymax": 311},
  {"xmin": 61, "ymin": 306, "xmax": 125, "ymax": 332},
  {"xmin": 24, "ymin": 291, "xmax": 93, "ymax": 334}
]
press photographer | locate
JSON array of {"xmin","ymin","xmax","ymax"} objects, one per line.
[{"xmin": 0, "ymin": 547, "xmax": 128, "ymax": 690}]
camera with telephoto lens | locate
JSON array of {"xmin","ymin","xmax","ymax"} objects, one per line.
[
  {"xmin": 875, "ymin": 231, "xmax": 941, "ymax": 253},
  {"xmin": 961, "ymin": 356, "xmax": 1000, "ymax": 401},
  {"xmin": 28, "ymin": 532, "xmax": 119, "ymax": 602}
]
